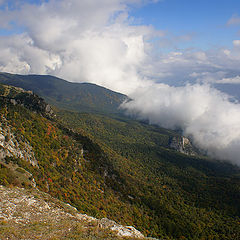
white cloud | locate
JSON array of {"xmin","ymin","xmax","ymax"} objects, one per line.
[
  {"xmin": 216, "ymin": 76, "xmax": 240, "ymax": 84},
  {"xmin": 2, "ymin": 0, "xmax": 240, "ymax": 91},
  {"xmin": 122, "ymin": 84, "xmax": 240, "ymax": 165},
  {"xmin": 233, "ymin": 40, "xmax": 240, "ymax": 47},
  {"xmin": 0, "ymin": 34, "xmax": 61, "ymax": 74},
  {"xmin": 0, "ymin": 0, "xmax": 160, "ymax": 94},
  {"xmin": 142, "ymin": 45, "xmax": 240, "ymax": 87}
]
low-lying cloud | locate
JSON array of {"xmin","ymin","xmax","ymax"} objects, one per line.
[
  {"xmin": 122, "ymin": 84, "xmax": 240, "ymax": 165},
  {"xmin": 216, "ymin": 76, "xmax": 240, "ymax": 84}
]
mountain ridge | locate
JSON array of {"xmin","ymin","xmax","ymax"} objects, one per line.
[{"xmin": 0, "ymin": 72, "xmax": 128, "ymax": 115}]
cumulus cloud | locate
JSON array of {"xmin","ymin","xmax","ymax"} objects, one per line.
[
  {"xmin": 0, "ymin": 0, "xmax": 159, "ymax": 94},
  {"xmin": 122, "ymin": 84, "xmax": 240, "ymax": 165},
  {"xmin": 143, "ymin": 46, "xmax": 240, "ymax": 87},
  {"xmin": 1, "ymin": 0, "xmax": 240, "ymax": 92},
  {"xmin": 0, "ymin": 34, "xmax": 61, "ymax": 74}
]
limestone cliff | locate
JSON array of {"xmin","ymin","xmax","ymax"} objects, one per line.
[
  {"xmin": 0, "ymin": 116, "xmax": 38, "ymax": 167},
  {"xmin": 169, "ymin": 136, "xmax": 197, "ymax": 156},
  {"xmin": 0, "ymin": 84, "xmax": 56, "ymax": 166}
]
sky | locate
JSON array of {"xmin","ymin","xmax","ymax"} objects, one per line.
[
  {"xmin": 1, "ymin": 0, "xmax": 240, "ymax": 48},
  {"xmin": 131, "ymin": 0, "xmax": 240, "ymax": 49},
  {"xmin": 1, "ymin": 0, "xmax": 240, "ymax": 165}
]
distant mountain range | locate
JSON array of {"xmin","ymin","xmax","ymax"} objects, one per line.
[{"xmin": 0, "ymin": 72, "xmax": 127, "ymax": 115}]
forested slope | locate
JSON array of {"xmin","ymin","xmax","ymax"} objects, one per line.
[
  {"xmin": 0, "ymin": 72, "xmax": 127, "ymax": 115},
  {"xmin": 0, "ymin": 83, "xmax": 240, "ymax": 239},
  {"xmin": 57, "ymin": 110, "xmax": 240, "ymax": 239}
]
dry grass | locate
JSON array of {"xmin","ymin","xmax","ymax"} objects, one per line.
[{"xmin": 0, "ymin": 186, "xmax": 147, "ymax": 240}]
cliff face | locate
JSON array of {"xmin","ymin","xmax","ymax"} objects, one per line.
[
  {"xmin": 0, "ymin": 117, "xmax": 38, "ymax": 167},
  {"xmin": 0, "ymin": 84, "xmax": 43, "ymax": 167},
  {"xmin": 169, "ymin": 136, "xmax": 197, "ymax": 156}
]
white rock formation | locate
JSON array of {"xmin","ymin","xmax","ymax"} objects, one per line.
[
  {"xmin": 0, "ymin": 118, "xmax": 38, "ymax": 167},
  {"xmin": 0, "ymin": 185, "xmax": 147, "ymax": 239}
]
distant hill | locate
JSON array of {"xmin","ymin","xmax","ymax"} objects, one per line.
[{"xmin": 0, "ymin": 72, "xmax": 127, "ymax": 115}]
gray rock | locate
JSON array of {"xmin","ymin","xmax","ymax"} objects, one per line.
[
  {"xmin": 169, "ymin": 136, "xmax": 197, "ymax": 156},
  {"xmin": 99, "ymin": 218, "xmax": 144, "ymax": 238},
  {"xmin": 0, "ymin": 120, "xmax": 38, "ymax": 167},
  {"xmin": 10, "ymin": 99, "xmax": 17, "ymax": 105},
  {"xmin": 0, "ymin": 134, "xmax": 5, "ymax": 142}
]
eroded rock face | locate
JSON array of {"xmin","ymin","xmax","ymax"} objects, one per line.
[
  {"xmin": 0, "ymin": 118, "xmax": 38, "ymax": 167},
  {"xmin": 77, "ymin": 216, "xmax": 145, "ymax": 238},
  {"xmin": 0, "ymin": 185, "xmax": 147, "ymax": 240},
  {"xmin": 0, "ymin": 84, "xmax": 54, "ymax": 167},
  {"xmin": 75, "ymin": 215, "xmax": 145, "ymax": 238},
  {"xmin": 169, "ymin": 136, "xmax": 197, "ymax": 156},
  {"xmin": 0, "ymin": 185, "xmax": 71, "ymax": 225},
  {"xmin": 99, "ymin": 218, "xmax": 144, "ymax": 238},
  {"xmin": 0, "ymin": 84, "xmax": 54, "ymax": 117},
  {"xmin": 0, "ymin": 134, "xmax": 5, "ymax": 142}
]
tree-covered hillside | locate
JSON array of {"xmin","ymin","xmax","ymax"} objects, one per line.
[
  {"xmin": 0, "ymin": 83, "xmax": 240, "ymax": 239},
  {"xmin": 0, "ymin": 72, "xmax": 127, "ymax": 115}
]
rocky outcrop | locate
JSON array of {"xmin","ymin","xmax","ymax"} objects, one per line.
[
  {"xmin": 99, "ymin": 218, "xmax": 145, "ymax": 238},
  {"xmin": 169, "ymin": 136, "xmax": 197, "ymax": 156},
  {"xmin": 75, "ymin": 215, "xmax": 145, "ymax": 238},
  {"xmin": 0, "ymin": 117, "xmax": 38, "ymax": 167},
  {"xmin": 0, "ymin": 185, "xmax": 147, "ymax": 239},
  {"xmin": 0, "ymin": 84, "xmax": 56, "ymax": 167},
  {"xmin": 0, "ymin": 83, "xmax": 54, "ymax": 117}
]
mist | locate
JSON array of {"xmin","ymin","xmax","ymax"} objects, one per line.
[{"xmin": 122, "ymin": 84, "xmax": 240, "ymax": 165}]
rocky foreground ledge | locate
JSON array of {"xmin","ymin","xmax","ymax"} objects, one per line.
[{"xmin": 0, "ymin": 185, "xmax": 154, "ymax": 240}]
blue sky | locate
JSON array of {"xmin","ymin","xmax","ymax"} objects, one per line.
[
  {"xmin": 130, "ymin": 0, "xmax": 240, "ymax": 49},
  {"xmin": 1, "ymin": 0, "xmax": 240, "ymax": 49},
  {"xmin": 1, "ymin": 0, "xmax": 240, "ymax": 88}
]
